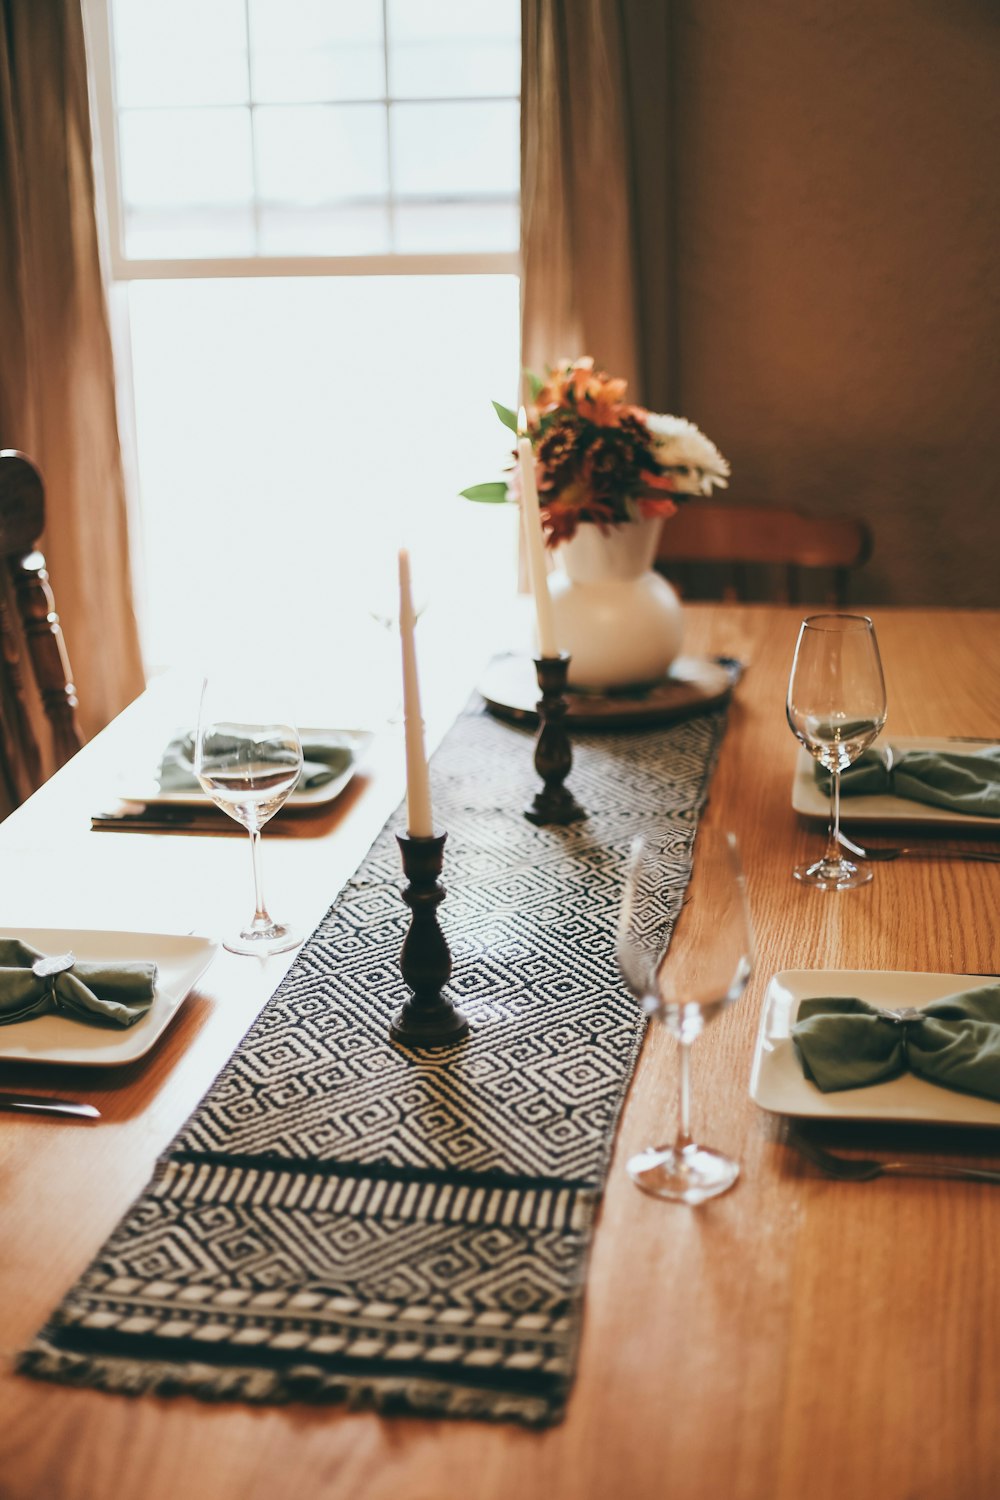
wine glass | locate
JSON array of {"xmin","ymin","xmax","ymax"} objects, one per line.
[
  {"xmin": 617, "ymin": 827, "xmax": 753, "ymax": 1204},
  {"xmin": 194, "ymin": 677, "xmax": 304, "ymax": 956},
  {"xmin": 786, "ymin": 614, "xmax": 887, "ymax": 890}
]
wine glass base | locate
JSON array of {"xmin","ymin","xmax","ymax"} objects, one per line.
[
  {"xmin": 627, "ymin": 1142, "xmax": 740, "ymax": 1204},
  {"xmin": 793, "ymin": 856, "xmax": 873, "ymax": 891},
  {"xmin": 223, "ymin": 922, "xmax": 302, "ymax": 957}
]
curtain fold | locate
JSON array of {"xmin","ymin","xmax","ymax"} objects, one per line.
[
  {"xmin": 0, "ymin": 0, "xmax": 144, "ymax": 743},
  {"xmin": 519, "ymin": 0, "xmax": 677, "ymax": 411}
]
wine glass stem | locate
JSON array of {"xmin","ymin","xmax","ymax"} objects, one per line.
[
  {"xmin": 824, "ymin": 765, "xmax": 843, "ymax": 864},
  {"xmin": 247, "ymin": 826, "xmax": 272, "ymax": 930},
  {"xmin": 675, "ymin": 1038, "xmax": 694, "ymax": 1152}
]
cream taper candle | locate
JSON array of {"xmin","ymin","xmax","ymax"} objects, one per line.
[
  {"xmin": 398, "ymin": 548, "xmax": 433, "ymax": 837},
  {"xmin": 517, "ymin": 410, "xmax": 559, "ymax": 658}
]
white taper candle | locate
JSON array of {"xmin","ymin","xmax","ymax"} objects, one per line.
[
  {"xmin": 517, "ymin": 410, "xmax": 559, "ymax": 657},
  {"xmin": 398, "ymin": 548, "xmax": 434, "ymax": 837}
]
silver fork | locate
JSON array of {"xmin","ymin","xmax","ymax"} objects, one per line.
[
  {"xmin": 837, "ymin": 829, "xmax": 1000, "ymax": 863},
  {"xmin": 789, "ymin": 1128, "xmax": 1000, "ymax": 1183}
]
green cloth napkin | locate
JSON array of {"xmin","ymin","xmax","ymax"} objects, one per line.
[
  {"xmin": 791, "ymin": 983, "xmax": 1000, "ymax": 1099},
  {"xmin": 157, "ymin": 731, "xmax": 353, "ymax": 794},
  {"xmin": 816, "ymin": 745, "xmax": 1000, "ymax": 817},
  {"xmin": 0, "ymin": 939, "xmax": 157, "ymax": 1028}
]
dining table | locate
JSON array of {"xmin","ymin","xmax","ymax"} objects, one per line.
[{"xmin": 1, "ymin": 602, "xmax": 999, "ymax": 1500}]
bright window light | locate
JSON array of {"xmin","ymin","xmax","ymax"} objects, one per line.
[
  {"xmin": 127, "ymin": 274, "xmax": 521, "ymax": 707},
  {"xmin": 104, "ymin": 0, "xmax": 520, "ymax": 261}
]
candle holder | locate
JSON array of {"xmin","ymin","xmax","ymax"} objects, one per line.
[
  {"xmin": 390, "ymin": 831, "xmax": 469, "ymax": 1048},
  {"xmin": 525, "ymin": 653, "xmax": 587, "ymax": 826}
]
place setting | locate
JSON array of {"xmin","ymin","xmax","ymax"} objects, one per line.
[
  {"xmin": 0, "ymin": 926, "xmax": 218, "ymax": 1074},
  {"xmin": 0, "ymin": 819, "xmax": 220, "ymax": 1085},
  {"xmin": 787, "ymin": 614, "xmax": 1000, "ymax": 870},
  {"xmin": 752, "ymin": 957, "xmax": 1000, "ymax": 1189},
  {"xmin": 751, "ymin": 966, "xmax": 1000, "ymax": 1135},
  {"xmin": 754, "ymin": 610, "xmax": 1000, "ymax": 1182},
  {"xmin": 0, "ymin": 675, "xmax": 372, "ymax": 1091},
  {"xmin": 93, "ymin": 708, "xmax": 372, "ymax": 837}
]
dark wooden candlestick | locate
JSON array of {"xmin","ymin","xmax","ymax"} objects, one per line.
[
  {"xmin": 390, "ymin": 831, "xmax": 469, "ymax": 1048},
  {"xmin": 525, "ymin": 653, "xmax": 587, "ymax": 826}
]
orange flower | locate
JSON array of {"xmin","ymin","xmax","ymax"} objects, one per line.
[
  {"xmin": 640, "ymin": 468, "xmax": 680, "ymax": 492},
  {"xmin": 543, "ymin": 492, "xmax": 620, "ymax": 543},
  {"xmin": 535, "ymin": 357, "xmax": 643, "ymax": 431},
  {"xmin": 637, "ymin": 495, "xmax": 679, "ymax": 522},
  {"xmin": 568, "ymin": 357, "xmax": 595, "ymax": 401}
]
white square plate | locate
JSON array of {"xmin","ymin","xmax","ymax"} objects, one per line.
[
  {"xmin": 750, "ymin": 969, "xmax": 1000, "ymax": 1127},
  {"xmin": 792, "ymin": 736, "xmax": 999, "ymax": 828},
  {"xmin": 115, "ymin": 727, "xmax": 372, "ymax": 811},
  {"xmin": 0, "ymin": 928, "xmax": 218, "ymax": 1067}
]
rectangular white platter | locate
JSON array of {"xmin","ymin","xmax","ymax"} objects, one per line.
[
  {"xmin": 115, "ymin": 727, "xmax": 372, "ymax": 812},
  {"xmin": 750, "ymin": 968, "xmax": 1000, "ymax": 1127},
  {"xmin": 0, "ymin": 928, "xmax": 218, "ymax": 1067},
  {"xmin": 792, "ymin": 735, "xmax": 999, "ymax": 829}
]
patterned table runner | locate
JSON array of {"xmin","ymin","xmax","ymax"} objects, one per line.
[{"xmin": 20, "ymin": 694, "xmax": 730, "ymax": 1425}]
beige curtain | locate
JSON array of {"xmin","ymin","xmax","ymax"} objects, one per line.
[
  {"xmin": 519, "ymin": 0, "xmax": 677, "ymax": 411},
  {"xmin": 0, "ymin": 0, "xmax": 144, "ymax": 741}
]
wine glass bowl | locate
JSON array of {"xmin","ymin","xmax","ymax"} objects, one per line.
[
  {"xmin": 786, "ymin": 614, "xmax": 887, "ymax": 890},
  {"xmin": 195, "ymin": 678, "xmax": 303, "ymax": 956},
  {"xmin": 618, "ymin": 828, "xmax": 753, "ymax": 1204}
]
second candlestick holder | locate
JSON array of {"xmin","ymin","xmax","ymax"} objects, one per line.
[
  {"xmin": 390, "ymin": 831, "xmax": 469, "ymax": 1048},
  {"xmin": 525, "ymin": 652, "xmax": 587, "ymax": 826}
]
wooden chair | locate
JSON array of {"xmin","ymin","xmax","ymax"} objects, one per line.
[
  {"xmin": 655, "ymin": 501, "xmax": 873, "ymax": 606},
  {"xmin": 0, "ymin": 450, "xmax": 83, "ymax": 815}
]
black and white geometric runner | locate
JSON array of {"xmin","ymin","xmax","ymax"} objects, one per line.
[{"xmin": 19, "ymin": 695, "xmax": 730, "ymax": 1425}]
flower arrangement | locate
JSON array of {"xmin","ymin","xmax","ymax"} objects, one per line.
[{"xmin": 461, "ymin": 356, "xmax": 730, "ymax": 545}]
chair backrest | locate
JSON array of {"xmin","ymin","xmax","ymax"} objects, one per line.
[
  {"xmin": 655, "ymin": 501, "xmax": 873, "ymax": 606},
  {"xmin": 0, "ymin": 450, "xmax": 83, "ymax": 813}
]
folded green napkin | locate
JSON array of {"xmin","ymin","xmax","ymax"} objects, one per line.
[
  {"xmin": 791, "ymin": 983, "xmax": 1000, "ymax": 1099},
  {"xmin": 0, "ymin": 939, "xmax": 157, "ymax": 1028},
  {"xmin": 157, "ymin": 731, "xmax": 352, "ymax": 794},
  {"xmin": 817, "ymin": 745, "xmax": 1000, "ymax": 817}
]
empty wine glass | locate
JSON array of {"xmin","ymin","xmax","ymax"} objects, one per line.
[
  {"xmin": 194, "ymin": 677, "xmax": 304, "ymax": 956},
  {"xmin": 786, "ymin": 614, "xmax": 887, "ymax": 890},
  {"xmin": 617, "ymin": 827, "xmax": 753, "ymax": 1204}
]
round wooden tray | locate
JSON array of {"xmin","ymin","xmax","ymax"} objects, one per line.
[{"xmin": 478, "ymin": 654, "xmax": 740, "ymax": 730}]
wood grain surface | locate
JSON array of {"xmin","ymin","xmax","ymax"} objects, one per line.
[{"xmin": 1, "ymin": 605, "xmax": 998, "ymax": 1500}]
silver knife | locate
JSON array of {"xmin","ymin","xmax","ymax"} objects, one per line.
[{"xmin": 0, "ymin": 1092, "xmax": 100, "ymax": 1119}]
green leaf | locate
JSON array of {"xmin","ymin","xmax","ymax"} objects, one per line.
[
  {"xmin": 459, "ymin": 481, "xmax": 510, "ymax": 504},
  {"xmin": 492, "ymin": 400, "xmax": 519, "ymax": 433},
  {"xmin": 525, "ymin": 370, "xmax": 544, "ymax": 400}
]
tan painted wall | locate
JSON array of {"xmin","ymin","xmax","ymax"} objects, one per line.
[{"xmin": 670, "ymin": 1, "xmax": 999, "ymax": 605}]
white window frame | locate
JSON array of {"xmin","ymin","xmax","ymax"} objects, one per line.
[{"xmin": 84, "ymin": 0, "xmax": 521, "ymax": 282}]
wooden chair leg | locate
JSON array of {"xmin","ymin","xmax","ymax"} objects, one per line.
[
  {"xmin": 0, "ymin": 590, "xmax": 44, "ymax": 794},
  {"xmin": 9, "ymin": 552, "xmax": 82, "ymax": 768}
]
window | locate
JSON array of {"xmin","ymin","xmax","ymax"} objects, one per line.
[
  {"xmin": 85, "ymin": 0, "xmax": 522, "ymax": 702},
  {"xmin": 90, "ymin": 0, "xmax": 520, "ymax": 271}
]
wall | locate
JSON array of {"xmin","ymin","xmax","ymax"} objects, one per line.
[{"xmin": 667, "ymin": 0, "xmax": 999, "ymax": 606}]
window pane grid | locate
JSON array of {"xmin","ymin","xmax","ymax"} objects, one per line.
[
  {"xmin": 108, "ymin": 0, "xmax": 519, "ymax": 263},
  {"xmin": 380, "ymin": 0, "xmax": 396, "ymax": 250}
]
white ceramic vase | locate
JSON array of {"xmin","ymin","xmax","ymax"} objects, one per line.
[{"xmin": 546, "ymin": 516, "xmax": 683, "ymax": 690}]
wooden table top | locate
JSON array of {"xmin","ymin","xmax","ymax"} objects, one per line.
[{"xmin": 1, "ymin": 604, "xmax": 999, "ymax": 1500}]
